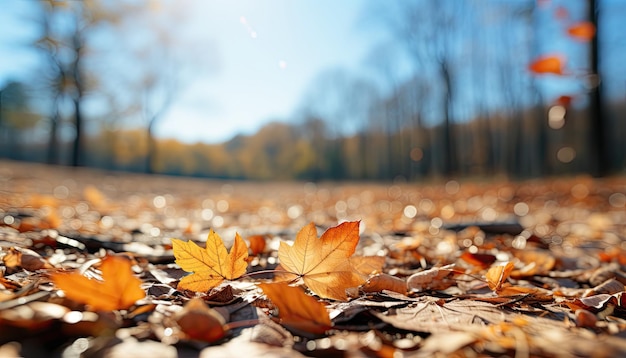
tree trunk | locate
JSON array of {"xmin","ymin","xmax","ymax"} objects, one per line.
[{"xmin": 588, "ymin": 0, "xmax": 608, "ymax": 177}]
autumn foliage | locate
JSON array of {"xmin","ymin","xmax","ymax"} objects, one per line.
[
  {"xmin": 52, "ymin": 255, "xmax": 145, "ymax": 311},
  {"xmin": 172, "ymin": 230, "xmax": 249, "ymax": 292}
]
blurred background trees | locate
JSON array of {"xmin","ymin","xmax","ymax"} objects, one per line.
[{"xmin": 0, "ymin": 0, "xmax": 624, "ymax": 181}]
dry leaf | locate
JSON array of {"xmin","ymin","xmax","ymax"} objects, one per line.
[
  {"xmin": 248, "ymin": 235, "xmax": 266, "ymax": 256},
  {"xmin": 52, "ymin": 255, "xmax": 145, "ymax": 311},
  {"xmin": 460, "ymin": 251, "xmax": 496, "ymax": 269},
  {"xmin": 258, "ymin": 282, "xmax": 332, "ymax": 335},
  {"xmin": 362, "ymin": 274, "xmax": 407, "ymax": 294},
  {"xmin": 510, "ymin": 250, "xmax": 555, "ymax": 278},
  {"xmin": 349, "ymin": 256, "xmax": 385, "ymax": 276},
  {"xmin": 174, "ymin": 298, "xmax": 227, "ymax": 342},
  {"xmin": 486, "ymin": 262, "xmax": 514, "ymax": 292},
  {"xmin": 172, "ymin": 230, "xmax": 249, "ymax": 292},
  {"xmin": 406, "ymin": 264, "xmax": 456, "ymax": 292},
  {"xmin": 277, "ymin": 221, "xmax": 365, "ymax": 300},
  {"xmin": 3, "ymin": 247, "xmax": 53, "ymax": 273}
]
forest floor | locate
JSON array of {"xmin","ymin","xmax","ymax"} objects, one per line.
[{"xmin": 1, "ymin": 159, "xmax": 626, "ymax": 357}]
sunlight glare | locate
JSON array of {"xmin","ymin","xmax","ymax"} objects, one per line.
[{"xmin": 548, "ymin": 105, "xmax": 566, "ymax": 129}]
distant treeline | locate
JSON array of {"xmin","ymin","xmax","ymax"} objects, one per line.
[{"xmin": 2, "ymin": 99, "xmax": 625, "ymax": 181}]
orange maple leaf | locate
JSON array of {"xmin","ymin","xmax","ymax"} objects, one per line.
[
  {"xmin": 277, "ymin": 221, "xmax": 365, "ymax": 301},
  {"xmin": 172, "ymin": 230, "xmax": 249, "ymax": 292},
  {"xmin": 52, "ymin": 255, "xmax": 145, "ymax": 311},
  {"xmin": 259, "ymin": 282, "xmax": 332, "ymax": 335}
]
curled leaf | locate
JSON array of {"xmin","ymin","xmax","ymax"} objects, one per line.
[
  {"xmin": 485, "ymin": 262, "xmax": 514, "ymax": 293},
  {"xmin": 362, "ymin": 274, "xmax": 407, "ymax": 294},
  {"xmin": 174, "ymin": 298, "xmax": 227, "ymax": 342},
  {"xmin": 407, "ymin": 264, "xmax": 456, "ymax": 292}
]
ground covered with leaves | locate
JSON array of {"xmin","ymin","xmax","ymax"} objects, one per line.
[{"xmin": 1, "ymin": 160, "xmax": 626, "ymax": 357}]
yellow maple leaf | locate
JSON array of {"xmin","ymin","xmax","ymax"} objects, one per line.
[
  {"xmin": 172, "ymin": 230, "xmax": 249, "ymax": 292},
  {"xmin": 277, "ymin": 221, "xmax": 365, "ymax": 300},
  {"xmin": 52, "ymin": 255, "xmax": 145, "ymax": 311},
  {"xmin": 259, "ymin": 282, "xmax": 332, "ymax": 335}
]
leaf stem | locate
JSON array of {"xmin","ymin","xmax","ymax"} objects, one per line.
[{"xmin": 240, "ymin": 269, "xmax": 300, "ymax": 279}]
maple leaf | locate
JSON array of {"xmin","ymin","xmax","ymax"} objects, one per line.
[
  {"xmin": 277, "ymin": 221, "xmax": 365, "ymax": 301},
  {"xmin": 172, "ymin": 230, "xmax": 249, "ymax": 292},
  {"xmin": 52, "ymin": 255, "xmax": 145, "ymax": 311},
  {"xmin": 258, "ymin": 282, "xmax": 332, "ymax": 335}
]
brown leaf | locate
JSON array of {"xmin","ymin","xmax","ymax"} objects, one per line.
[
  {"xmin": 3, "ymin": 247, "xmax": 53, "ymax": 273},
  {"xmin": 174, "ymin": 298, "xmax": 227, "ymax": 342},
  {"xmin": 362, "ymin": 274, "xmax": 406, "ymax": 294},
  {"xmin": 248, "ymin": 235, "xmax": 266, "ymax": 256}
]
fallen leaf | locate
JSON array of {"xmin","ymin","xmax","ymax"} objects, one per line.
[
  {"xmin": 528, "ymin": 55, "xmax": 566, "ymax": 75},
  {"xmin": 567, "ymin": 22, "xmax": 595, "ymax": 41},
  {"xmin": 460, "ymin": 251, "xmax": 496, "ymax": 269},
  {"xmin": 174, "ymin": 298, "xmax": 227, "ymax": 342},
  {"xmin": 258, "ymin": 282, "xmax": 332, "ymax": 335},
  {"xmin": 406, "ymin": 264, "xmax": 456, "ymax": 292},
  {"xmin": 3, "ymin": 247, "xmax": 53, "ymax": 273},
  {"xmin": 485, "ymin": 262, "xmax": 514, "ymax": 292},
  {"xmin": 52, "ymin": 255, "xmax": 145, "ymax": 311},
  {"xmin": 277, "ymin": 221, "xmax": 365, "ymax": 300},
  {"xmin": 172, "ymin": 230, "xmax": 249, "ymax": 292},
  {"xmin": 362, "ymin": 274, "xmax": 407, "ymax": 294},
  {"xmin": 510, "ymin": 250, "xmax": 555, "ymax": 278},
  {"xmin": 349, "ymin": 256, "xmax": 385, "ymax": 276},
  {"xmin": 248, "ymin": 235, "xmax": 266, "ymax": 256}
]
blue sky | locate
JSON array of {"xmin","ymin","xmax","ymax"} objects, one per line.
[
  {"xmin": 0, "ymin": 0, "xmax": 377, "ymax": 143},
  {"xmin": 1, "ymin": 0, "xmax": 623, "ymax": 145},
  {"xmin": 158, "ymin": 0, "xmax": 376, "ymax": 143}
]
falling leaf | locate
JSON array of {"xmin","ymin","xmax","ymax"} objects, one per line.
[
  {"xmin": 567, "ymin": 22, "xmax": 595, "ymax": 41},
  {"xmin": 528, "ymin": 55, "xmax": 566, "ymax": 75},
  {"xmin": 172, "ymin": 230, "xmax": 249, "ymax": 292},
  {"xmin": 174, "ymin": 298, "xmax": 227, "ymax": 342},
  {"xmin": 277, "ymin": 221, "xmax": 365, "ymax": 300},
  {"xmin": 52, "ymin": 255, "xmax": 145, "ymax": 311},
  {"xmin": 554, "ymin": 6, "xmax": 569, "ymax": 20},
  {"xmin": 485, "ymin": 262, "xmax": 514, "ymax": 292},
  {"xmin": 258, "ymin": 282, "xmax": 332, "ymax": 335},
  {"xmin": 555, "ymin": 95, "xmax": 573, "ymax": 107},
  {"xmin": 406, "ymin": 264, "xmax": 456, "ymax": 292}
]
